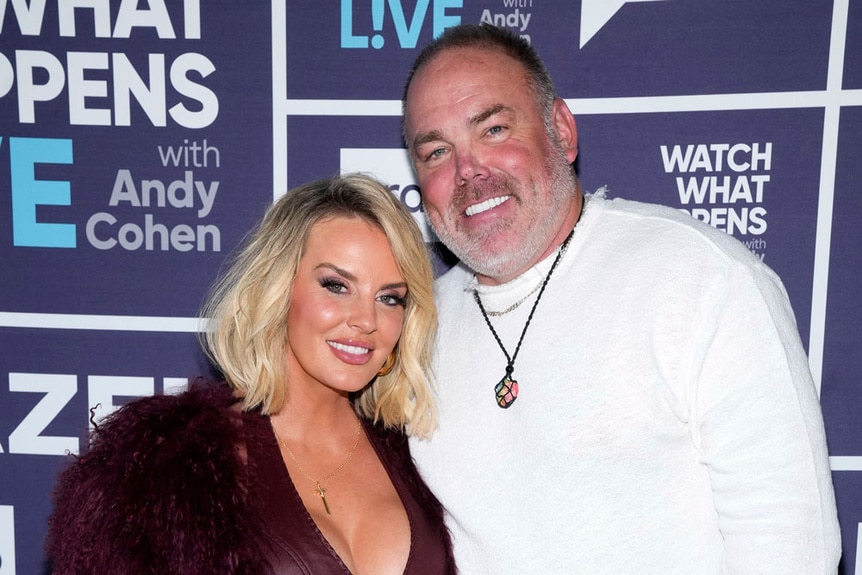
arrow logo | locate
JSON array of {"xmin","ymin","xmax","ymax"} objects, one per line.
[{"xmin": 580, "ymin": 0, "xmax": 670, "ymax": 48}]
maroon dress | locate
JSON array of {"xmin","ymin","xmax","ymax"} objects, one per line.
[
  {"xmin": 46, "ymin": 381, "xmax": 456, "ymax": 575},
  {"xmin": 247, "ymin": 407, "xmax": 455, "ymax": 573}
]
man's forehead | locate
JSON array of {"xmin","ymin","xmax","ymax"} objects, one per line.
[
  {"xmin": 406, "ymin": 48, "xmax": 528, "ymax": 114},
  {"xmin": 403, "ymin": 46, "xmax": 535, "ymax": 146}
]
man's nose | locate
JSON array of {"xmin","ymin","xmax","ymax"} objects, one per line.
[{"xmin": 455, "ymin": 147, "xmax": 487, "ymax": 186}]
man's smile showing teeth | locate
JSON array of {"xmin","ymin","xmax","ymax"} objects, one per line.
[
  {"xmin": 465, "ymin": 195, "xmax": 511, "ymax": 217},
  {"xmin": 327, "ymin": 341, "xmax": 371, "ymax": 356}
]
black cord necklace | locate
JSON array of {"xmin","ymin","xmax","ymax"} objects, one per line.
[{"xmin": 473, "ymin": 227, "xmax": 575, "ymax": 408}]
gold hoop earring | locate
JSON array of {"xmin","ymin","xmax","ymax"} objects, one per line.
[{"xmin": 377, "ymin": 352, "xmax": 396, "ymax": 376}]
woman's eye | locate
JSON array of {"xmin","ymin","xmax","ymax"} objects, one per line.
[
  {"xmin": 379, "ymin": 293, "xmax": 407, "ymax": 307},
  {"xmin": 320, "ymin": 278, "xmax": 347, "ymax": 294}
]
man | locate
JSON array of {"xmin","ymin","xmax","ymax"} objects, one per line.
[{"xmin": 403, "ymin": 23, "xmax": 840, "ymax": 573}]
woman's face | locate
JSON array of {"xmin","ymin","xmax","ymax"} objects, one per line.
[{"xmin": 285, "ymin": 216, "xmax": 407, "ymax": 398}]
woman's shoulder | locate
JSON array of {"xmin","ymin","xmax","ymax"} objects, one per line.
[
  {"xmin": 364, "ymin": 417, "xmax": 409, "ymax": 455},
  {"xmin": 75, "ymin": 379, "xmax": 242, "ymax": 464},
  {"xmin": 104, "ymin": 377, "xmax": 238, "ymax": 425},
  {"xmin": 61, "ymin": 378, "xmax": 236, "ymax": 461},
  {"xmin": 364, "ymin": 419, "xmax": 430, "ymax": 497},
  {"xmin": 47, "ymin": 379, "xmax": 270, "ymax": 575}
]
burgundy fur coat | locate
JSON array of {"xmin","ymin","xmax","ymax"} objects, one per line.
[
  {"xmin": 47, "ymin": 382, "xmax": 274, "ymax": 575},
  {"xmin": 46, "ymin": 382, "xmax": 456, "ymax": 575}
]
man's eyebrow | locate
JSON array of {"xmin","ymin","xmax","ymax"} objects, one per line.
[
  {"xmin": 410, "ymin": 104, "xmax": 513, "ymax": 151},
  {"xmin": 470, "ymin": 104, "xmax": 510, "ymax": 126},
  {"xmin": 411, "ymin": 130, "xmax": 444, "ymax": 151}
]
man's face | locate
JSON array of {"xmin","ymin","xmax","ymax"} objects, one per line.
[{"xmin": 404, "ymin": 46, "xmax": 579, "ymax": 285}]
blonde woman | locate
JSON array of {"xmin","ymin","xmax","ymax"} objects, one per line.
[{"xmin": 48, "ymin": 174, "xmax": 455, "ymax": 575}]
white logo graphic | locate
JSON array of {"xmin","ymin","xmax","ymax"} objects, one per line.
[
  {"xmin": 580, "ymin": 0, "xmax": 670, "ymax": 48},
  {"xmin": 0, "ymin": 505, "xmax": 14, "ymax": 575},
  {"xmin": 340, "ymin": 148, "xmax": 435, "ymax": 242}
]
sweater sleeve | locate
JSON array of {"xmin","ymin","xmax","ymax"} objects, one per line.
[
  {"xmin": 688, "ymin": 262, "xmax": 840, "ymax": 574},
  {"xmin": 45, "ymin": 382, "xmax": 271, "ymax": 575}
]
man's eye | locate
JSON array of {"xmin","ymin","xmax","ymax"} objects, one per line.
[{"xmin": 426, "ymin": 148, "xmax": 446, "ymax": 161}]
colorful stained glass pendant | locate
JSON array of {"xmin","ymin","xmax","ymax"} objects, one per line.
[{"xmin": 495, "ymin": 373, "xmax": 519, "ymax": 408}]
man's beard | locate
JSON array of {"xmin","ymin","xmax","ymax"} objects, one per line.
[{"xmin": 427, "ymin": 137, "xmax": 577, "ymax": 281}]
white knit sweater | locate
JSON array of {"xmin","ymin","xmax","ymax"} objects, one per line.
[{"xmin": 411, "ymin": 193, "xmax": 840, "ymax": 574}]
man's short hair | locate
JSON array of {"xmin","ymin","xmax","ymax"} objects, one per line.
[{"xmin": 401, "ymin": 23, "xmax": 557, "ymax": 129}]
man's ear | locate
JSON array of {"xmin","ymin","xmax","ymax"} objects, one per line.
[{"xmin": 551, "ymin": 98, "xmax": 578, "ymax": 164}]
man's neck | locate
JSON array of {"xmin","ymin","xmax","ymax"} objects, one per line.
[{"xmin": 475, "ymin": 191, "xmax": 584, "ymax": 286}]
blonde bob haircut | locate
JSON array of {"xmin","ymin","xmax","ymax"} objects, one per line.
[{"xmin": 200, "ymin": 173, "xmax": 438, "ymax": 438}]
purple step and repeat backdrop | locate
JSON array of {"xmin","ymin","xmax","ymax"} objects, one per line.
[{"xmin": 1, "ymin": 1, "xmax": 860, "ymax": 573}]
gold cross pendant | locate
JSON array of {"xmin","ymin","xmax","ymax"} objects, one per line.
[{"xmin": 314, "ymin": 482, "xmax": 331, "ymax": 515}]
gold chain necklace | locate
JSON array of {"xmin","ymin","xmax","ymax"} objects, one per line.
[
  {"xmin": 484, "ymin": 280, "xmax": 544, "ymax": 317},
  {"xmin": 276, "ymin": 417, "xmax": 363, "ymax": 515},
  {"xmin": 483, "ymin": 238, "xmax": 573, "ymax": 317}
]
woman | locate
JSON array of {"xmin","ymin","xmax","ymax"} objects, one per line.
[{"xmin": 47, "ymin": 174, "xmax": 456, "ymax": 574}]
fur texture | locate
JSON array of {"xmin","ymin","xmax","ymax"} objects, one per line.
[{"xmin": 46, "ymin": 381, "xmax": 271, "ymax": 575}]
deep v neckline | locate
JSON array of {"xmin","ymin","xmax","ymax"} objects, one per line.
[{"xmin": 265, "ymin": 417, "xmax": 416, "ymax": 574}]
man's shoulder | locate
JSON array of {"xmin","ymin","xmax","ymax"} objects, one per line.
[
  {"xmin": 598, "ymin": 193, "xmax": 694, "ymax": 226},
  {"xmin": 598, "ymin": 194, "xmax": 762, "ymax": 265}
]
